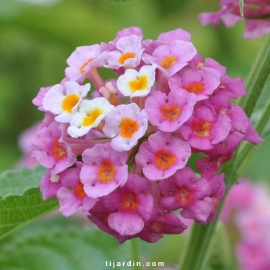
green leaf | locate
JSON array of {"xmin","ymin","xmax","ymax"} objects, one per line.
[
  {"xmin": 0, "ymin": 188, "xmax": 58, "ymax": 239},
  {"xmin": 0, "ymin": 166, "xmax": 45, "ymax": 198},
  {"xmin": 0, "ymin": 220, "xmax": 131, "ymax": 270}
]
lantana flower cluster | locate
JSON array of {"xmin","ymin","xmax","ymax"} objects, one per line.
[
  {"xmin": 31, "ymin": 27, "xmax": 263, "ymax": 243},
  {"xmin": 221, "ymin": 180, "xmax": 270, "ymax": 270},
  {"xmin": 199, "ymin": 0, "xmax": 270, "ymax": 39}
]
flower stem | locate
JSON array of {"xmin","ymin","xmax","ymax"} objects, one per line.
[
  {"xmin": 239, "ymin": 0, "xmax": 244, "ymax": 17},
  {"xmin": 239, "ymin": 33, "xmax": 270, "ymax": 118},
  {"xmin": 130, "ymin": 238, "xmax": 142, "ymax": 270},
  {"xmin": 179, "ymin": 221, "xmax": 217, "ymax": 270},
  {"xmin": 179, "ymin": 33, "xmax": 270, "ymax": 270}
]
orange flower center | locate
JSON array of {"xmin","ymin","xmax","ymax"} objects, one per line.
[
  {"xmin": 155, "ymin": 149, "xmax": 176, "ymax": 170},
  {"xmin": 151, "ymin": 222, "xmax": 164, "ymax": 233},
  {"xmin": 183, "ymin": 82, "xmax": 204, "ymax": 94},
  {"xmin": 82, "ymin": 108, "xmax": 103, "ymax": 127},
  {"xmin": 161, "ymin": 105, "xmax": 182, "ymax": 121},
  {"xmin": 79, "ymin": 58, "xmax": 95, "ymax": 74},
  {"xmin": 97, "ymin": 159, "xmax": 116, "ymax": 183},
  {"xmin": 121, "ymin": 193, "xmax": 139, "ymax": 212},
  {"xmin": 195, "ymin": 62, "xmax": 205, "ymax": 68},
  {"xmin": 160, "ymin": 55, "xmax": 177, "ymax": 70},
  {"xmin": 178, "ymin": 187, "xmax": 193, "ymax": 207},
  {"xmin": 52, "ymin": 138, "xmax": 67, "ymax": 160},
  {"xmin": 74, "ymin": 181, "xmax": 87, "ymax": 199},
  {"xmin": 192, "ymin": 120, "xmax": 212, "ymax": 137},
  {"xmin": 118, "ymin": 52, "xmax": 136, "ymax": 64},
  {"xmin": 62, "ymin": 94, "xmax": 80, "ymax": 113},
  {"xmin": 120, "ymin": 118, "xmax": 139, "ymax": 138},
  {"xmin": 129, "ymin": 76, "xmax": 148, "ymax": 92}
]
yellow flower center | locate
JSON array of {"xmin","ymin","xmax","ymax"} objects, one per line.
[
  {"xmin": 118, "ymin": 52, "xmax": 136, "ymax": 64},
  {"xmin": 62, "ymin": 94, "xmax": 80, "ymax": 113},
  {"xmin": 82, "ymin": 108, "xmax": 103, "ymax": 127},
  {"xmin": 129, "ymin": 76, "xmax": 148, "ymax": 92}
]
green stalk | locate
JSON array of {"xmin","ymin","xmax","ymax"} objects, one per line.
[
  {"xmin": 130, "ymin": 238, "xmax": 142, "ymax": 270},
  {"xmin": 179, "ymin": 34, "xmax": 270, "ymax": 270},
  {"xmin": 239, "ymin": 0, "xmax": 244, "ymax": 17},
  {"xmin": 239, "ymin": 33, "xmax": 270, "ymax": 117}
]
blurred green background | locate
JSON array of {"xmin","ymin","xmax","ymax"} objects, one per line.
[{"xmin": 0, "ymin": 0, "xmax": 269, "ymax": 181}]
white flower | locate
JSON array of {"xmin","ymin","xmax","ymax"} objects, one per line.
[
  {"xmin": 67, "ymin": 97, "xmax": 115, "ymax": 138},
  {"xmin": 117, "ymin": 64, "xmax": 156, "ymax": 98},
  {"xmin": 43, "ymin": 81, "xmax": 90, "ymax": 123}
]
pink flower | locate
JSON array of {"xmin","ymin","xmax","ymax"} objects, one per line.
[
  {"xmin": 236, "ymin": 241, "xmax": 270, "ymax": 270},
  {"xmin": 135, "ymin": 131, "xmax": 191, "ymax": 180},
  {"xmin": 149, "ymin": 40, "xmax": 197, "ymax": 78},
  {"xmin": 216, "ymin": 75, "xmax": 247, "ymax": 98},
  {"xmin": 158, "ymin": 166, "xmax": 213, "ymax": 223},
  {"xmin": 169, "ymin": 67, "xmax": 221, "ymax": 101},
  {"xmin": 110, "ymin": 26, "xmax": 143, "ymax": 47},
  {"xmin": 205, "ymin": 173, "xmax": 226, "ymax": 223},
  {"xmin": 65, "ymin": 44, "xmax": 108, "ymax": 83},
  {"xmin": 80, "ymin": 143, "xmax": 128, "ymax": 198},
  {"xmin": 31, "ymin": 120, "xmax": 76, "ymax": 174},
  {"xmin": 198, "ymin": 0, "xmax": 270, "ymax": 39},
  {"xmin": 88, "ymin": 198, "xmax": 132, "ymax": 243},
  {"xmin": 145, "ymin": 89, "xmax": 196, "ymax": 132},
  {"xmin": 102, "ymin": 174, "xmax": 154, "ymax": 236},
  {"xmin": 56, "ymin": 163, "xmax": 97, "ymax": 216},
  {"xmin": 157, "ymin": 28, "xmax": 191, "ymax": 43},
  {"xmin": 103, "ymin": 103, "xmax": 148, "ymax": 152},
  {"xmin": 39, "ymin": 169, "xmax": 62, "ymax": 200},
  {"xmin": 138, "ymin": 207, "xmax": 187, "ymax": 242},
  {"xmin": 221, "ymin": 179, "xmax": 270, "ymax": 270},
  {"xmin": 106, "ymin": 35, "xmax": 144, "ymax": 70},
  {"xmin": 196, "ymin": 132, "xmax": 245, "ymax": 178},
  {"xmin": 189, "ymin": 54, "xmax": 227, "ymax": 75},
  {"xmin": 179, "ymin": 104, "xmax": 231, "ymax": 150}
]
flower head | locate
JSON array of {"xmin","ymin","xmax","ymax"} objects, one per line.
[{"xmin": 31, "ymin": 27, "xmax": 263, "ymax": 243}]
